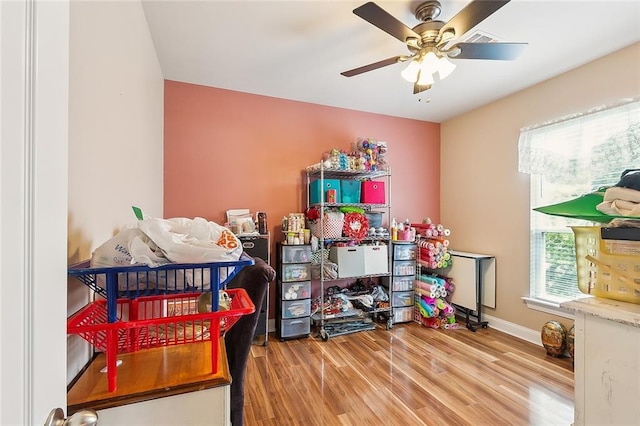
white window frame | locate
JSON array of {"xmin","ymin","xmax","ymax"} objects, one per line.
[{"xmin": 518, "ymin": 98, "xmax": 640, "ymax": 315}]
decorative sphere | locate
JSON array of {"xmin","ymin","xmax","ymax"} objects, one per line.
[
  {"xmin": 541, "ymin": 320, "xmax": 567, "ymax": 357},
  {"xmin": 567, "ymin": 324, "xmax": 575, "ymax": 359}
]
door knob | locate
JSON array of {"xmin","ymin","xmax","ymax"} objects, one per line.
[{"xmin": 44, "ymin": 408, "xmax": 98, "ymax": 426}]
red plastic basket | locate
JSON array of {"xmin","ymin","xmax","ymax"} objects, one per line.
[{"xmin": 68, "ymin": 288, "xmax": 254, "ymax": 391}]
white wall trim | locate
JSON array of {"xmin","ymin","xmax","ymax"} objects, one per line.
[
  {"xmin": 522, "ymin": 296, "xmax": 576, "ymax": 320},
  {"xmin": 483, "ymin": 313, "xmax": 543, "ymax": 347},
  {"xmin": 23, "ymin": 2, "xmax": 37, "ymax": 423}
]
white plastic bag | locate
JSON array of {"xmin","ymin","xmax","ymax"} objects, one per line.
[
  {"xmin": 135, "ymin": 216, "xmax": 242, "ymax": 265},
  {"xmin": 90, "ymin": 227, "xmax": 171, "ymax": 291},
  {"xmin": 90, "ymin": 227, "xmax": 167, "ymax": 268},
  {"xmin": 90, "ymin": 217, "xmax": 242, "ymax": 291},
  {"xmin": 135, "ymin": 216, "xmax": 242, "ymax": 287}
]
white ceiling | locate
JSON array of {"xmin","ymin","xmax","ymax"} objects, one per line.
[{"xmin": 141, "ymin": 0, "xmax": 640, "ymax": 123}]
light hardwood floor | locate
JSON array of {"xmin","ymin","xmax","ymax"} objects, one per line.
[{"xmin": 243, "ymin": 322, "xmax": 574, "ymax": 426}]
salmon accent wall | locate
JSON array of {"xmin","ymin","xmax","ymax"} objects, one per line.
[
  {"xmin": 164, "ymin": 81, "xmax": 440, "ymax": 233},
  {"xmin": 164, "ymin": 81, "xmax": 440, "ymax": 320},
  {"xmin": 164, "ymin": 80, "xmax": 440, "ymax": 246}
]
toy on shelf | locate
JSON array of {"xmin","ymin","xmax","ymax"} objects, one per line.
[{"xmin": 304, "ymin": 139, "xmax": 389, "ymax": 172}]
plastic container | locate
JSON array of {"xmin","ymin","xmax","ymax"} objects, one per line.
[
  {"xmin": 67, "ymin": 289, "xmax": 254, "ymax": 391},
  {"xmin": 67, "ymin": 256, "xmax": 254, "ymax": 392},
  {"xmin": 572, "ymin": 226, "xmax": 640, "ymax": 304},
  {"xmin": 365, "ymin": 211, "xmax": 384, "ymax": 228}
]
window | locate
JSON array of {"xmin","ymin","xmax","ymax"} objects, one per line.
[{"xmin": 518, "ymin": 99, "xmax": 640, "ymax": 305}]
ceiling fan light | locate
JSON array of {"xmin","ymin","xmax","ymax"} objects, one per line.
[
  {"xmin": 417, "ymin": 69, "xmax": 434, "ymax": 86},
  {"xmin": 401, "ymin": 59, "xmax": 421, "ymax": 82},
  {"xmin": 421, "ymin": 51, "xmax": 439, "ymax": 75},
  {"xmin": 437, "ymin": 56, "xmax": 456, "ymax": 80}
]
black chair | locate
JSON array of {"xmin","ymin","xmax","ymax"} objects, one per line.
[{"xmin": 224, "ymin": 256, "xmax": 275, "ymax": 426}]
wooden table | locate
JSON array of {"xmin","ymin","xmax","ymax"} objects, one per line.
[{"xmin": 68, "ymin": 340, "xmax": 231, "ymax": 425}]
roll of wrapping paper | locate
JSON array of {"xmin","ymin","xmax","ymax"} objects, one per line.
[
  {"xmin": 419, "ymin": 274, "xmax": 446, "ymax": 286},
  {"xmin": 415, "ymin": 280, "xmax": 446, "ymax": 298},
  {"xmin": 418, "ymin": 258, "xmax": 435, "ymax": 270},
  {"xmin": 420, "ymin": 296, "xmax": 439, "ymax": 317},
  {"xmin": 414, "ymin": 280, "xmax": 436, "ymax": 292},
  {"xmin": 417, "ymin": 298, "xmax": 435, "ymax": 317},
  {"xmin": 414, "ymin": 287, "xmax": 436, "ymax": 298}
]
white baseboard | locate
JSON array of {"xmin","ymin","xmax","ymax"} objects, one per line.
[
  {"xmin": 266, "ymin": 316, "xmax": 542, "ymax": 347},
  {"xmin": 482, "ymin": 313, "xmax": 542, "ymax": 347}
]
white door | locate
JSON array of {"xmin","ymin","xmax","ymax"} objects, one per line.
[{"xmin": 1, "ymin": 1, "xmax": 69, "ymax": 424}]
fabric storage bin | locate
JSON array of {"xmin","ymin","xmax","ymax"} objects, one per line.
[
  {"xmin": 361, "ymin": 181, "xmax": 385, "ymax": 204},
  {"xmin": 572, "ymin": 226, "xmax": 640, "ymax": 304},
  {"xmin": 329, "ymin": 246, "xmax": 365, "ymax": 278},
  {"xmin": 340, "ymin": 180, "xmax": 362, "ymax": 203},
  {"xmin": 392, "ymin": 291, "xmax": 414, "ymax": 307},
  {"xmin": 281, "ymin": 281, "xmax": 311, "ymax": 300},
  {"xmin": 280, "ymin": 299, "xmax": 311, "ymax": 318},
  {"xmin": 309, "ymin": 179, "xmax": 341, "ymax": 204},
  {"xmin": 280, "ymin": 317, "xmax": 310, "ymax": 338},
  {"xmin": 363, "ymin": 245, "xmax": 389, "ymax": 275}
]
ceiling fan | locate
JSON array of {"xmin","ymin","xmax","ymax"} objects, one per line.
[{"xmin": 341, "ymin": 1, "xmax": 527, "ymax": 94}]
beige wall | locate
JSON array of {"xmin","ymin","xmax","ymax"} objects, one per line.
[
  {"xmin": 440, "ymin": 42, "xmax": 640, "ymax": 334},
  {"xmin": 67, "ymin": 0, "xmax": 164, "ymax": 383}
]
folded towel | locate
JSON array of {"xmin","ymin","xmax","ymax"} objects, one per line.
[
  {"xmin": 603, "ymin": 186, "xmax": 640, "ymax": 203},
  {"xmin": 597, "ymin": 186, "xmax": 640, "ymax": 217}
]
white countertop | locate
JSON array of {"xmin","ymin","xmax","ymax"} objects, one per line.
[{"xmin": 561, "ymin": 297, "xmax": 640, "ymax": 328}]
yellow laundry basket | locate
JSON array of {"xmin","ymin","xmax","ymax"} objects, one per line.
[{"xmin": 572, "ymin": 226, "xmax": 640, "ymax": 304}]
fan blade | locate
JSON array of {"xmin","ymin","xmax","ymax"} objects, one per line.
[
  {"xmin": 439, "ymin": 0, "xmax": 511, "ymax": 39},
  {"xmin": 354, "ymin": 2, "xmax": 421, "ymax": 43},
  {"xmin": 413, "ymin": 82, "xmax": 431, "ymax": 94},
  {"xmin": 341, "ymin": 56, "xmax": 404, "ymax": 77},
  {"xmin": 451, "ymin": 42, "xmax": 527, "ymax": 60}
]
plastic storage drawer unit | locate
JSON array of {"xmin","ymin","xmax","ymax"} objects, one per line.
[
  {"xmin": 281, "ymin": 245, "xmax": 312, "ymax": 264},
  {"xmin": 281, "ymin": 281, "xmax": 311, "ymax": 300},
  {"xmin": 392, "ymin": 276, "xmax": 415, "ymax": 291},
  {"xmin": 393, "ymin": 244, "xmax": 417, "ymax": 260},
  {"xmin": 280, "ymin": 299, "xmax": 311, "ymax": 319},
  {"xmin": 393, "ymin": 306, "xmax": 414, "ymax": 323},
  {"xmin": 281, "ymin": 263, "xmax": 311, "ymax": 282},
  {"xmin": 280, "ymin": 317, "xmax": 311, "ymax": 338},
  {"xmin": 393, "ymin": 260, "xmax": 416, "ymax": 276},
  {"xmin": 392, "ymin": 291, "xmax": 414, "ymax": 307}
]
